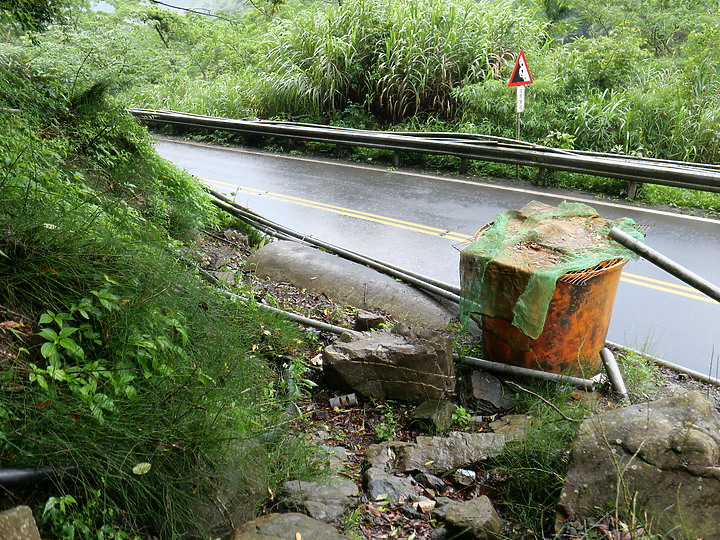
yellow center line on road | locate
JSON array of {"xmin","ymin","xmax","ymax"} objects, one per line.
[
  {"xmin": 205, "ymin": 178, "xmax": 719, "ymax": 306},
  {"xmin": 206, "ymin": 179, "xmax": 473, "ymax": 241},
  {"xmin": 620, "ymin": 272, "xmax": 719, "ymax": 304},
  {"xmin": 619, "ymin": 278, "xmax": 718, "ymax": 305}
]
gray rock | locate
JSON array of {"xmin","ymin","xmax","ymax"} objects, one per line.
[
  {"xmin": 281, "ymin": 480, "xmax": 354, "ymax": 523},
  {"xmin": 414, "ymin": 471, "xmax": 448, "ymax": 493},
  {"xmin": 488, "ymin": 414, "xmax": 533, "ymax": 440},
  {"xmin": 246, "ymin": 241, "xmax": 457, "ymax": 328},
  {"xmin": 365, "ymin": 441, "xmax": 415, "ymax": 470},
  {"xmin": 557, "ymin": 391, "xmax": 720, "ymax": 539},
  {"xmin": 428, "ymin": 526, "xmax": 451, "ymax": 539},
  {"xmin": 444, "ymin": 496, "xmax": 503, "ymax": 539},
  {"xmin": 0, "ymin": 506, "xmax": 41, "ymax": 540},
  {"xmin": 223, "ymin": 229, "xmax": 248, "ymax": 245},
  {"xmin": 431, "ymin": 499, "xmax": 455, "ymax": 521},
  {"xmin": 393, "ymin": 431, "xmax": 507, "ymax": 475},
  {"xmin": 212, "ymin": 270, "xmax": 235, "ymax": 284},
  {"xmin": 365, "ymin": 432, "xmax": 508, "ymax": 477},
  {"xmin": 327, "ymin": 476, "xmax": 360, "ymax": 498},
  {"xmin": 190, "ymin": 440, "xmax": 269, "ymax": 538},
  {"xmin": 323, "ymin": 324, "xmax": 455, "ymax": 402},
  {"xmin": 458, "ymin": 371, "xmax": 517, "ymax": 415},
  {"xmin": 451, "ymin": 468, "xmax": 476, "ymax": 487},
  {"xmin": 320, "ymin": 445, "xmax": 351, "ymax": 474},
  {"xmin": 353, "ymin": 310, "xmax": 387, "ymax": 331},
  {"xmin": 364, "ymin": 466, "xmax": 423, "ymax": 503},
  {"xmin": 230, "ymin": 512, "xmax": 350, "ymax": 539},
  {"xmin": 410, "ymin": 399, "xmax": 458, "ymax": 433}
]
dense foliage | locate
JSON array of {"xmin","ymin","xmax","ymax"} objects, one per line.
[
  {"xmin": 0, "ymin": 60, "xmax": 320, "ymax": 537},
  {"xmin": 8, "ymin": 0, "xmax": 718, "ymax": 169}
]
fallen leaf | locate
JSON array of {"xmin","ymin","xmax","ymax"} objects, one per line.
[{"xmin": 132, "ymin": 462, "xmax": 152, "ymax": 475}]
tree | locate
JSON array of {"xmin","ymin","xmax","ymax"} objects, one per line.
[{"xmin": 0, "ymin": 0, "xmax": 77, "ymax": 31}]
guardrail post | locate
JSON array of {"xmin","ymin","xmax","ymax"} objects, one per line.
[
  {"xmin": 533, "ymin": 168, "xmax": 547, "ymax": 186},
  {"xmin": 393, "ymin": 150, "xmax": 401, "ymax": 168},
  {"xmin": 459, "ymin": 157, "xmax": 469, "ymax": 175},
  {"xmin": 626, "ymin": 181, "xmax": 643, "ymax": 200}
]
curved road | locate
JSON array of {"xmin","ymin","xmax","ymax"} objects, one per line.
[{"xmin": 154, "ymin": 138, "xmax": 720, "ymax": 375}]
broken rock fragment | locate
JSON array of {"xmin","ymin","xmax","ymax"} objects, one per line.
[{"xmin": 322, "ymin": 324, "xmax": 455, "ymax": 403}]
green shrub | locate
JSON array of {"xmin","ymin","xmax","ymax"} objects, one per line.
[
  {"xmin": 259, "ymin": 0, "xmax": 545, "ymax": 123},
  {"xmin": 0, "ymin": 63, "xmax": 316, "ymax": 538}
]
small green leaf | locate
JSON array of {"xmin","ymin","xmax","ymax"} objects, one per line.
[
  {"xmin": 58, "ymin": 338, "xmax": 84, "ymax": 358},
  {"xmin": 38, "ymin": 328, "xmax": 58, "ymax": 342},
  {"xmin": 58, "ymin": 326, "xmax": 78, "ymax": 339},
  {"xmin": 40, "ymin": 341, "xmax": 57, "ymax": 359},
  {"xmin": 46, "ymin": 365, "xmax": 66, "ymax": 381},
  {"xmin": 39, "ymin": 312, "xmax": 54, "ymax": 325}
]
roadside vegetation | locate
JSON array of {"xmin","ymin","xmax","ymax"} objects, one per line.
[
  {"xmin": 11, "ymin": 0, "xmax": 715, "ymax": 210},
  {"xmin": 0, "ymin": 59, "xmax": 329, "ymax": 538},
  {"xmin": 1, "ymin": 0, "xmax": 719, "ymax": 537}
]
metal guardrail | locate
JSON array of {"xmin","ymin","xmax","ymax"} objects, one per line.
[{"xmin": 128, "ymin": 108, "xmax": 720, "ymax": 196}]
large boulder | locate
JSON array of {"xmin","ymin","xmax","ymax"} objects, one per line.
[
  {"xmin": 323, "ymin": 324, "xmax": 455, "ymax": 403},
  {"xmin": 557, "ymin": 391, "xmax": 720, "ymax": 539}
]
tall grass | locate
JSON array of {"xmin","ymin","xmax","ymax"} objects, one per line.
[
  {"xmin": 0, "ymin": 63, "xmax": 320, "ymax": 537},
  {"xmin": 260, "ymin": 0, "xmax": 545, "ymax": 122},
  {"xmin": 31, "ymin": 0, "xmax": 720, "ymax": 170},
  {"xmin": 487, "ymin": 381, "xmax": 594, "ymax": 536}
]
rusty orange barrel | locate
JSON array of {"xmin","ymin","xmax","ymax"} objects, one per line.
[{"xmin": 481, "ymin": 258, "xmax": 627, "ymax": 377}]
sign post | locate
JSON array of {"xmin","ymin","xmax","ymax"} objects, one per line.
[{"xmin": 508, "ymin": 50, "xmax": 533, "ymax": 176}]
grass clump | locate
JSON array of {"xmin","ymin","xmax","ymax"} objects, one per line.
[
  {"xmin": 486, "ymin": 381, "xmax": 596, "ymax": 536},
  {"xmin": 0, "ymin": 62, "xmax": 318, "ymax": 538}
]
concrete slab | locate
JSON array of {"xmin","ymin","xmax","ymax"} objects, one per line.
[{"xmin": 246, "ymin": 241, "xmax": 457, "ymax": 329}]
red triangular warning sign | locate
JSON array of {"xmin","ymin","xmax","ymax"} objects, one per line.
[{"xmin": 508, "ymin": 50, "xmax": 533, "ymax": 87}]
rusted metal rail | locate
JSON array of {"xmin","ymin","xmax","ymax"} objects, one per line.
[{"xmin": 128, "ymin": 108, "xmax": 720, "ymax": 195}]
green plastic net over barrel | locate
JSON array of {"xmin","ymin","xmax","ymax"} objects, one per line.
[{"xmin": 459, "ymin": 200, "xmax": 645, "ymax": 340}]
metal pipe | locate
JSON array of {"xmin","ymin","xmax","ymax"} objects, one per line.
[
  {"xmin": 600, "ymin": 348, "xmax": 628, "ymax": 398},
  {"xmin": 205, "ymin": 188, "xmax": 720, "ymax": 393},
  {"xmin": 0, "ymin": 466, "xmax": 79, "ymax": 488},
  {"xmin": 209, "ymin": 191, "xmax": 463, "ymax": 303},
  {"xmin": 458, "ymin": 354, "xmax": 596, "ymax": 391},
  {"xmin": 606, "ymin": 340, "xmax": 720, "ymax": 387},
  {"xmin": 218, "ymin": 288, "xmax": 359, "ymax": 337},
  {"xmin": 609, "ymin": 227, "xmax": 720, "ymax": 303}
]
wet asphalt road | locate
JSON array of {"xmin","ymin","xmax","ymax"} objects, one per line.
[{"xmin": 154, "ymin": 138, "xmax": 720, "ymax": 375}]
